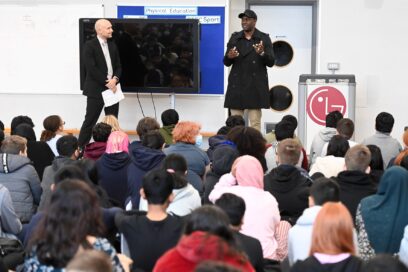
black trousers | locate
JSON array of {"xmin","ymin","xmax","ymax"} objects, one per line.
[{"xmin": 78, "ymin": 96, "xmax": 119, "ymax": 147}]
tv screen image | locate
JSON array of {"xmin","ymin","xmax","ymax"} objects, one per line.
[{"xmin": 79, "ymin": 18, "xmax": 200, "ymax": 93}]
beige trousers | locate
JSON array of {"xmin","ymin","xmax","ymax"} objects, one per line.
[{"xmin": 230, "ymin": 109, "xmax": 262, "ymax": 132}]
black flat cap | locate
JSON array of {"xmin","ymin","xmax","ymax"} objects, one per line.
[{"xmin": 238, "ymin": 9, "xmax": 257, "ymax": 20}]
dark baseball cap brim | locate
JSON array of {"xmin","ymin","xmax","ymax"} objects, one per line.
[{"xmin": 238, "ymin": 9, "xmax": 257, "ymax": 20}]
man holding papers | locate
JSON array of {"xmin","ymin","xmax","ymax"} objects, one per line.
[{"xmin": 78, "ymin": 19, "xmax": 122, "ymax": 147}]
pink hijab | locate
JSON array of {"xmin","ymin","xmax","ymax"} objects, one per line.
[
  {"xmin": 232, "ymin": 155, "xmax": 264, "ymax": 189},
  {"xmin": 105, "ymin": 131, "xmax": 129, "ymax": 154}
]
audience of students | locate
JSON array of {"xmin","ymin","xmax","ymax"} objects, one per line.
[{"xmin": 1, "ymin": 109, "xmax": 407, "ymax": 271}]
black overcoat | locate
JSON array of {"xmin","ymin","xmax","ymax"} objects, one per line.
[{"xmin": 223, "ymin": 28, "xmax": 275, "ymax": 109}]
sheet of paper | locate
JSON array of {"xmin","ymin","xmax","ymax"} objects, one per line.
[{"xmin": 102, "ymin": 83, "xmax": 124, "ymax": 107}]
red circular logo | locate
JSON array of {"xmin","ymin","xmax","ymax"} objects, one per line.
[{"xmin": 306, "ymin": 86, "xmax": 347, "ymax": 126}]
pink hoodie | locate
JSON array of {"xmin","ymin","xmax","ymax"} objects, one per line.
[{"xmin": 209, "ymin": 155, "xmax": 281, "ymax": 259}]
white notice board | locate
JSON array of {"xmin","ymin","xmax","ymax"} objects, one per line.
[{"xmin": 0, "ymin": 5, "xmax": 104, "ymax": 94}]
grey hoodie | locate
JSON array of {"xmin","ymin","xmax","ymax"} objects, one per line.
[
  {"xmin": 309, "ymin": 127, "xmax": 337, "ymax": 165},
  {"xmin": 0, "ymin": 153, "xmax": 42, "ymax": 222}
]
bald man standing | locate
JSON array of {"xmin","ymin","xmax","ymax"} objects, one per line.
[{"xmin": 78, "ymin": 19, "xmax": 122, "ymax": 147}]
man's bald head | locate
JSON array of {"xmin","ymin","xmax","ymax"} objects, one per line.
[{"xmin": 95, "ymin": 19, "xmax": 113, "ymax": 40}]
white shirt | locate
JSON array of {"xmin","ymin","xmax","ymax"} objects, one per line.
[{"xmin": 97, "ymin": 36, "xmax": 113, "ymax": 80}]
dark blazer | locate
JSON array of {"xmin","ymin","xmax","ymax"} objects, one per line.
[
  {"xmin": 223, "ymin": 28, "xmax": 275, "ymax": 109},
  {"xmin": 83, "ymin": 38, "xmax": 122, "ymax": 98}
]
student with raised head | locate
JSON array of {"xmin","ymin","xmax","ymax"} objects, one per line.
[
  {"xmin": 321, "ymin": 118, "xmax": 357, "ymax": 157},
  {"xmin": 159, "ymin": 109, "xmax": 179, "ymax": 146},
  {"xmin": 83, "ymin": 122, "xmax": 112, "ymax": 161},
  {"xmin": 362, "ymin": 112, "xmax": 402, "ymax": 168},
  {"xmin": 291, "ymin": 202, "xmax": 363, "ymax": 271},
  {"xmin": 13, "ymin": 123, "xmax": 55, "ymax": 179},
  {"xmin": 309, "ymin": 111, "xmax": 343, "ymax": 165},
  {"xmin": 40, "ymin": 115, "xmax": 65, "ymax": 157},
  {"xmin": 139, "ymin": 154, "xmax": 201, "ymax": 216},
  {"xmin": 39, "ymin": 135, "xmax": 80, "ymax": 211},
  {"xmin": 10, "ymin": 115, "xmax": 35, "ymax": 136},
  {"xmin": 215, "ymin": 193, "xmax": 264, "ymax": 272},
  {"xmin": 154, "ymin": 205, "xmax": 255, "ymax": 271},
  {"xmin": 0, "ymin": 135, "xmax": 42, "ymax": 223},
  {"xmin": 116, "ymin": 168, "xmax": 183, "ymax": 272},
  {"xmin": 288, "ymin": 177, "xmax": 340, "ymax": 265},
  {"xmin": 264, "ymin": 138, "xmax": 312, "ymax": 225},
  {"xmin": 333, "ymin": 145, "xmax": 377, "ymax": 220}
]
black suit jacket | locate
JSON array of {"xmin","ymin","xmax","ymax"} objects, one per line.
[{"xmin": 82, "ymin": 38, "xmax": 122, "ymax": 99}]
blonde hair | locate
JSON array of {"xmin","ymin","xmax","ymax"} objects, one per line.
[{"xmin": 101, "ymin": 115, "xmax": 121, "ymax": 132}]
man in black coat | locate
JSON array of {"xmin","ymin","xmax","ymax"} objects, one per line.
[
  {"xmin": 224, "ymin": 9, "xmax": 275, "ymax": 131},
  {"xmin": 78, "ymin": 19, "xmax": 122, "ymax": 147}
]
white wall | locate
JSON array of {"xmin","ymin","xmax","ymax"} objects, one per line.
[{"xmin": 1, "ymin": 0, "xmax": 407, "ymax": 144}]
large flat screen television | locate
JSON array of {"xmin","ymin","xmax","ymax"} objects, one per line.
[{"xmin": 79, "ymin": 18, "xmax": 200, "ymax": 93}]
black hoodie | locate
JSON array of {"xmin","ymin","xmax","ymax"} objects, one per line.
[{"xmin": 264, "ymin": 164, "xmax": 311, "ymax": 225}]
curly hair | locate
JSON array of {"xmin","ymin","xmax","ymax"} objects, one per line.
[
  {"xmin": 172, "ymin": 121, "xmax": 201, "ymax": 144},
  {"xmin": 29, "ymin": 180, "xmax": 105, "ymax": 268}
]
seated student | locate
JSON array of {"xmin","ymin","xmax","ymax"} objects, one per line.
[
  {"xmin": 265, "ymin": 114, "xmax": 300, "ymax": 144},
  {"xmin": 23, "ymin": 165, "xmax": 123, "ymax": 248},
  {"xmin": 0, "ymin": 135, "xmax": 41, "ymax": 223},
  {"xmin": 209, "ymin": 155, "xmax": 281, "ymax": 260},
  {"xmin": 215, "ymin": 193, "xmax": 264, "ymax": 272},
  {"xmin": 116, "ymin": 169, "xmax": 183, "ymax": 272},
  {"xmin": 40, "ymin": 115, "xmax": 65, "ymax": 156},
  {"xmin": 101, "ymin": 115, "xmax": 122, "ymax": 132},
  {"xmin": 159, "ymin": 109, "xmax": 179, "ymax": 146},
  {"xmin": 363, "ymin": 254, "xmax": 408, "ymax": 272},
  {"xmin": 39, "ymin": 135, "xmax": 80, "ymax": 211},
  {"xmin": 13, "ymin": 123, "xmax": 55, "ymax": 179},
  {"xmin": 226, "ymin": 126, "xmax": 267, "ymax": 172},
  {"xmin": 24, "ymin": 180, "xmax": 126, "ymax": 271},
  {"xmin": 139, "ymin": 154, "xmax": 201, "ymax": 216},
  {"xmin": 164, "ymin": 121, "xmax": 210, "ymax": 192},
  {"xmin": 367, "ymin": 145, "xmax": 384, "ymax": 186},
  {"xmin": 264, "ymin": 139, "xmax": 312, "ymax": 225},
  {"xmin": 390, "ymin": 130, "xmax": 408, "ymax": 169},
  {"xmin": 128, "ymin": 130, "xmax": 166, "ymax": 209},
  {"xmin": 154, "ymin": 205, "xmax": 255, "ymax": 272},
  {"xmin": 10, "ymin": 115, "xmax": 35, "ymax": 135},
  {"xmin": 96, "ymin": 131, "xmax": 130, "ymax": 208},
  {"xmin": 310, "ymin": 111, "xmax": 343, "ymax": 165},
  {"xmin": 288, "ymin": 177, "xmax": 340, "ymax": 265},
  {"xmin": 356, "ymin": 166, "xmax": 408, "ymax": 261},
  {"xmin": 0, "ymin": 183, "xmax": 22, "ymax": 239},
  {"xmin": 203, "ymin": 145, "xmax": 240, "ymax": 205},
  {"xmin": 321, "ymin": 118, "xmax": 358, "ymax": 156},
  {"xmin": 309, "ymin": 135, "xmax": 350, "ymax": 178},
  {"xmin": 83, "ymin": 122, "xmax": 112, "ymax": 161},
  {"xmin": 207, "ymin": 115, "xmax": 244, "ymax": 161},
  {"xmin": 291, "ymin": 202, "xmax": 363, "ymax": 271},
  {"xmin": 333, "ymin": 145, "xmax": 377, "ymax": 220},
  {"xmin": 0, "ymin": 119, "xmax": 4, "ymax": 131},
  {"xmin": 362, "ymin": 112, "xmax": 402, "ymax": 168}
]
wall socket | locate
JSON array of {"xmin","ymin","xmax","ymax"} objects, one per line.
[{"xmin": 327, "ymin": 62, "xmax": 340, "ymax": 70}]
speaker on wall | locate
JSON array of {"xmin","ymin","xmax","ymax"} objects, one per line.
[
  {"xmin": 269, "ymin": 85, "xmax": 293, "ymax": 111},
  {"xmin": 273, "ymin": 40, "xmax": 294, "ymax": 67}
]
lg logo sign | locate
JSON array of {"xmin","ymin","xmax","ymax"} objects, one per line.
[{"xmin": 306, "ymin": 86, "xmax": 347, "ymax": 126}]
